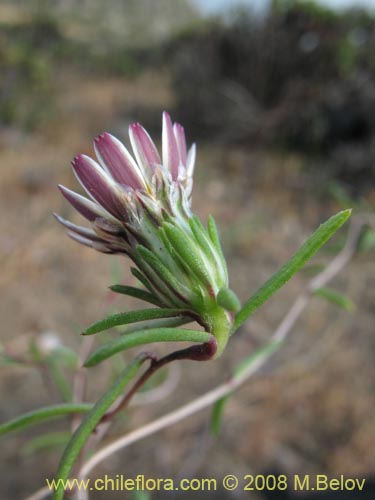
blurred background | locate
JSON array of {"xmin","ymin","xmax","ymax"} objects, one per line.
[{"xmin": 0, "ymin": 0, "xmax": 374, "ymax": 498}]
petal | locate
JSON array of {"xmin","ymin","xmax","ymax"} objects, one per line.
[
  {"xmin": 71, "ymin": 154, "xmax": 126, "ymax": 219},
  {"xmin": 94, "ymin": 133, "xmax": 145, "ymax": 190},
  {"xmin": 162, "ymin": 111, "xmax": 179, "ymax": 180},
  {"xmin": 67, "ymin": 231, "xmax": 113, "ymax": 253},
  {"xmin": 173, "ymin": 122, "xmax": 187, "ymax": 165},
  {"xmin": 58, "ymin": 184, "xmax": 114, "ymax": 222},
  {"xmin": 129, "ymin": 123, "xmax": 161, "ymax": 174},
  {"xmin": 53, "ymin": 213, "xmax": 104, "ymax": 241},
  {"xmin": 186, "ymin": 143, "xmax": 196, "ymax": 178},
  {"xmin": 93, "ymin": 217, "xmax": 124, "ymax": 235}
]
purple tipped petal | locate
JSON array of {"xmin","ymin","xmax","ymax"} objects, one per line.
[
  {"xmin": 53, "ymin": 213, "xmax": 104, "ymax": 241},
  {"xmin": 129, "ymin": 123, "xmax": 161, "ymax": 173},
  {"xmin": 72, "ymin": 154, "xmax": 126, "ymax": 219},
  {"xmin": 173, "ymin": 123, "xmax": 187, "ymax": 165},
  {"xmin": 68, "ymin": 231, "xmax": 95, "ymax": 248},
  {"xmin": 93, "ymin": 217, "xmax": 124, "ymax": 236},
  {"xmin": 94, "ymin": 133, "xmax": 145, "ymax": 190},
  {"xmin": 162, "ymin": 111, "xmax": 179, "ymax": 180},
  {"xmin": 58, "ymin": 185, "xmax": 110, "ymax": 222},
  {"xmin": 67, "ymin": 231, "xmax": 113, "ymax": 253}
]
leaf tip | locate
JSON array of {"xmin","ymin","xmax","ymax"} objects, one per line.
[
  {"xmin": 342, "ymin": 208, "xmax": 352, "ymax": 218},
  {"xmin": 83, "ymin": 356, "xmax": 95, "ymax": 368}
]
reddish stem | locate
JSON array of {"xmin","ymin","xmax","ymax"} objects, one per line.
[{"xmin": 101, "ymin": 336, "xmax": 217, "ymax": 423}]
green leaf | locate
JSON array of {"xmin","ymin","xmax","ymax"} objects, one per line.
[
  {"xmin": 49, "ymin": 346, "xmax": 79, "ymax": 369},
  {"xmin": 0, "ymin": 404, "xmax": 92, "ymax": 437},
  {"xmin": 210, "ymin": 396, "xmax": 229, "ymax": 437},
  {"xmin": 85, "ymin": 328, "xmax": 211, "ymax": 367},
  {"xmin": 46, "ymin": 361, "xmax": 73, "ymax": 402},
  {"xmin": 131, "ymin": 267, "xmax": 154, "ymax": 293},
  {"xmin": 84, "ymin": 308, "xmax": 190, "ymax": 335},
  {"xmin": 327, "ymin": 183, "xmax": 355, "ymax": 209},
  {"xmin": 207, "ymin": 215, "xmax": 227, "ymax": 270},
  {"xmin": 217, "ymin": 287, "xmax": 241, "ymax": 312},
  {"xmin": 120, "ymin": 316, "xmax": 193, "ymax": 334},
  {"xmin": 359, "ymin": 228, "xmax": 375, "ymax": 252},
  {"xmin": 22, "ymin": 431, "xmax": 71, "ymax": 455},
  {"xmin": 233, "ymin": 341, "xmax": 282, "ymax": 377},
  {"xmin": 29, "ymin": 337, "xmax": 43, "ymax": 363},
  {"xmin": 53, "ymin": 355, "xmax": 149, "ymax": 500},
  {"xmin": 0, "ymin": 355, "xmax": 23, "ymax": 366},
  {"xmin": 109, "ymin": 285, "xmax": 163, "ymax": 307},
  {"xmin": 233, "ymin": 210, "xmax": 351, "ymax": 332},
  {"xmin": 314, "ymin": 287, "xmax": 355, "ymax": 312}
]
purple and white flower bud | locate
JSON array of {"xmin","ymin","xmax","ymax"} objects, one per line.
[{"xmin": 56, "ymin": 112, "xmax": 238, "ymax": 355}]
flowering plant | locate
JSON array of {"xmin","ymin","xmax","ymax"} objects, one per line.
[
  {"xmin": 55, "ymin": 112, "xmax": 237, "ymax": 359},
  {"xmin": 0, "ymin": 112, "xmax": 352, "ymax": 500}
]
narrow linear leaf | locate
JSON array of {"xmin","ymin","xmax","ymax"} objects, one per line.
[
  {"xmin": 233, "ymin": 340, "xmax": 282, "ymax": 377},
  {"xmin": 84, "ymin": 308, "xmax": 189, "ymax": 335},
  {"xmin": 0, "ymin": 355, "xmax": 24, "ymax": 366},
  {"xmin": 131, "ymin": 267, "xmax": 154, "ymax": 293},
  {"xmin": 22, "ymin": 431, "xmax": 71, "ymax": 455},
  {"xmin": 314, "ymin": 287, "xmax": 355, "ymax": 312},
  {"xmin": 234, "ymin": 209, "xmax": 351, "ymax": 331},
  {"xmin": 210, "ymin": 396, "xmax": 229, "ymax": 437},
  {"xmin": 120, "ymin": 316, "xmax": 193, "ymax": 335},
  {"xmin": 53, "ymin": 355, "xmax": 149, "ymax": 500},
  {"xmin": 109, "ymin": 285, "xmax": 163, "ymax": 307},
  {"xmin": 48, "ymin": 346, "xmax": 79, "ymax": 369},
  {"xmin": 207, "ymin": 215, "xmax": 227, "ymax": 270},
  {"xmin": 85, "ymin": 328, "xmax": 211, "ymax": 367},
  {"xmin": 47, "ymin": 361, "xmax": 73, "ymax": 402},
  {"xmin": 327, "ymin": 183, "xmax": 355, "ymax": 210},
  {"xmin": 0, "ymin": 404, "xmax": 92, "ymax": 438},
  {"xmin": 359, "ymin": 228, "xmax": 375, "ymax": 252}
]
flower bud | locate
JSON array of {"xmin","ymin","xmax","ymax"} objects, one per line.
[{"xmin": 56, "ymin": 112, "xmax": 237, "ymax": 356}]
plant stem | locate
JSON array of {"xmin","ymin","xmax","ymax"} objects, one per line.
[{"xmin": 101, "ymin": 336, "xmax": 217, "ymax": 423}]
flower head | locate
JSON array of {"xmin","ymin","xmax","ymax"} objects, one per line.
[{"xmin": 56, "ymin": 112, "xmax": 239, "ymax": 356}]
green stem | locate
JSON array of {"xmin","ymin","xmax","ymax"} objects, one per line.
[
  {"xmin": 53, "ymin": 354, "xmax": 151, "ymax": 500},
  {"xmin": 48, "ymin": 361, "xmax": 73, "ymax": 402}
]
